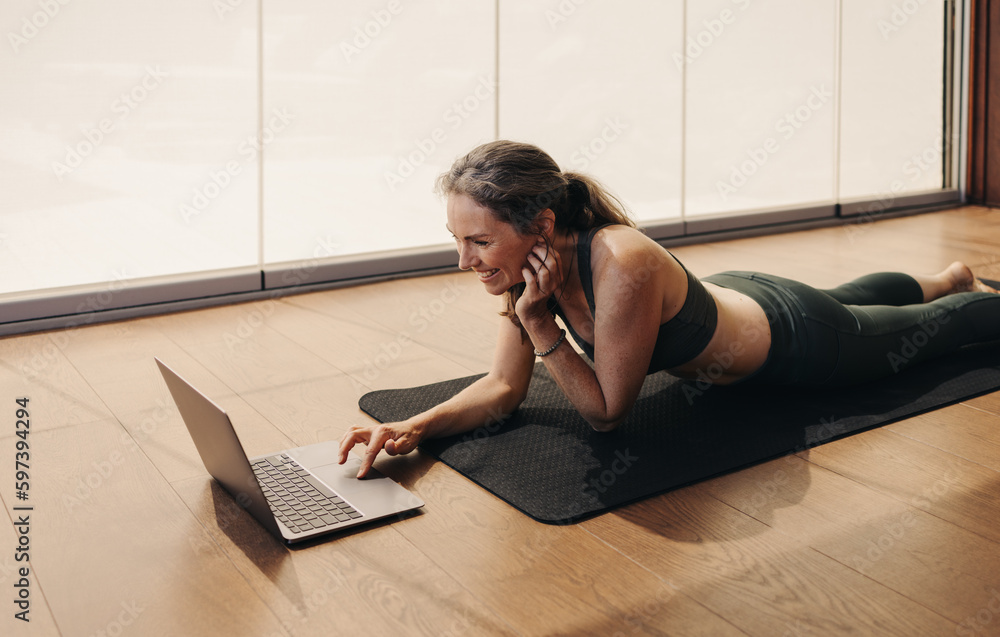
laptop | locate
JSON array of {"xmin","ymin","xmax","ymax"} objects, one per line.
[{"xmin": 155, "ymin": 357, "xmax": 424, "ymax": 544}]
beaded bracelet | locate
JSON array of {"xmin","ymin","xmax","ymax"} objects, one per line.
[{"xmin": 534, "ymin": 329, "xmax": 566, "ymax": 357}]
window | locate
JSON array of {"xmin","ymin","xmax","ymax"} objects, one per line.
[{"xmin": 0, "ymin": 0, "xmax": 964, "ymax": 333}]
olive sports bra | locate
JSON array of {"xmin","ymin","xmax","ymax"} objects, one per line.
[{"xmin": 551, "ymin": 225, "xmax": 718, "ymax": 373}]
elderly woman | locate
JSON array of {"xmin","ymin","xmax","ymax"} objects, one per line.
[{"xmin": 339, "ymin": 140, "xmax": 1000, "ymax": 477}]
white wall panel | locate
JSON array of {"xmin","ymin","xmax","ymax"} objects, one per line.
[
  {"xmin": 684, "ymin": 0, "xmax": 838, "ymax": 217},
  {"xmin": 262, "ymin": 0, "xmax": 495, "ymax": 263},
  {"xmin": 0, "ymin": 0, "xmax": 258, "ymax": 295},
  {"xmin": 840, "ymin": 0, "xmax": 945, "ymax": 201},
  {"xmin": 498, "ymin": 0, "xmax": 683, "ymax": 223}
]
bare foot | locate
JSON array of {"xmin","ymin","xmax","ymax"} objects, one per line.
[{"xmin": 942, "ymin": 261, "xmax": 998, "ymax": 296}]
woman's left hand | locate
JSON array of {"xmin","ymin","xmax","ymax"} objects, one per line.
[{"xmin": 516, "ymin": 237, "xmax": 563, "ymax": 327}]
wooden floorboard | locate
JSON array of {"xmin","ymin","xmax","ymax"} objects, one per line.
[
  {"xmin": 0, "ymin": 420, "xmax": 289, "ymax": 636},
  {"xmin": 581, "ymin": 487, "xmax": 956, "ymax": 636},
  {"xmin": 2, "ymin": 205, "xmax": 1000, "ymax": 635},
  {"xmin": 699, "ymin": 451, "xmax": 1000, "ymax": 627}
]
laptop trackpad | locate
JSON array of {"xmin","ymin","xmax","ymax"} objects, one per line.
[
  {"xmin": 285, "ymin": 441, "xmax": 387, "ymax": 477},
  {"xmin": 286, "ymin": 443, "xmax": 423, "ymax": 517},
  {"xmin": 285, "ymin": 440, "xmax": 345, "ymax": 470},
  {"xmin": 310, "ymin": 461, "xmax": 422, "ymax": 518}
]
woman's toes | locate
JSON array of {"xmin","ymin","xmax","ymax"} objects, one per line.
[{"xmin": 974, "ymin": 278, "xmax": 999, "ymax": 294}]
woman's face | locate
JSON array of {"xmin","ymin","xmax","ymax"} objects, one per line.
[{"xmin": 446, "ymin": 193, "xmax": 538, "ymax": 295}]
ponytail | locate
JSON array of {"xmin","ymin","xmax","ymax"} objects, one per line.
[{"xmin": 562, "ymin": 172, "xmax": 635, "ymax": 231}]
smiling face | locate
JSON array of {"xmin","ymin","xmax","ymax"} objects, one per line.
[{"xmin": 446, "ymin": 193, "xmax": 538, "ymax": 295}]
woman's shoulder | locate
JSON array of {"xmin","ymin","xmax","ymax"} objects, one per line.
[
  {"xmin": 589, "ymin": 225, "xmax": 683, "ymax": 289},
  {"xmin": 590, "ymin": 225, "xmax": 673, "ymax": 267}
]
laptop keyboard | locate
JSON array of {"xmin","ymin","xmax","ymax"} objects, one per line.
[{"xmin": 251, "ymin": 453, "xmax": 362, "ymax": 534}]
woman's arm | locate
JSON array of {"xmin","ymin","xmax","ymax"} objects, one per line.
[
  {"xmin": 519, "ymin": 231, "xmax": 673, "ymax": 431},
  {"xmin": 339, "ymin": 315, "xmax": 536, "ymax": 477}
]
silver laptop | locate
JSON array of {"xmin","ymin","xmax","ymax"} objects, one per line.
[{"xmin": 155, "ymin": 358, "xmax": 424, "ymax": 544}]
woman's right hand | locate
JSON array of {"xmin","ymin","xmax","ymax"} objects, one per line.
[
  {"xmin": 338, "ymin": 420, "xmax": 421, "ymax": 478},
  {"xmin": 517, "ymin": 237, "xmax": 564, "ymax": 327}
]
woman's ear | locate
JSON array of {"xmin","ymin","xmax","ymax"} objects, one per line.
[{"xmin": 535, "ymin": 209, "xmax": 557, "ymax": 238}]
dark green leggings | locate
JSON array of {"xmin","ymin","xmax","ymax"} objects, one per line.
[{"xmin": 704, "ymin": 271, "xmax": 1000, "ymax": 386}]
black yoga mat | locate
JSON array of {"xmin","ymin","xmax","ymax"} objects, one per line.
[{"xmin": 360, "ymin": 343, "xmax": 1000, "ymax": 524}]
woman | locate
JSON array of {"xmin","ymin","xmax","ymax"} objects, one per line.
[{"xmin": 339, "ymin": 140, "xmax": 1000, "ymax": 478}]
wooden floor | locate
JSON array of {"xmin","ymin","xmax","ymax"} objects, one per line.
[{"xmin": 4, "ymin": 206, "xmax": 1000, "ymax": 636}]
